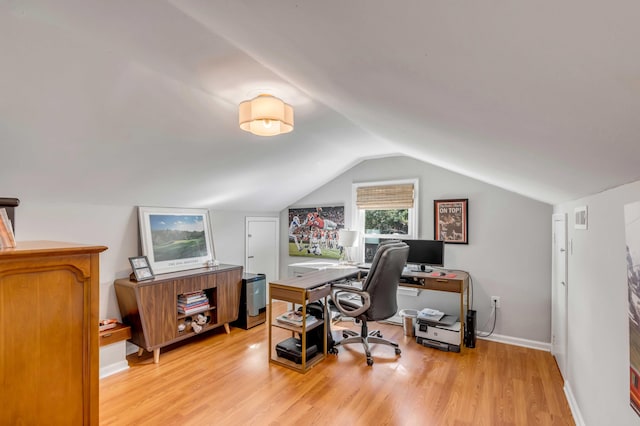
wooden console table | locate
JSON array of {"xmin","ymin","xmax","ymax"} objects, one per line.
[{"xmin": 115, "ymin": 264, "xmax": 243, "ymax": 363}]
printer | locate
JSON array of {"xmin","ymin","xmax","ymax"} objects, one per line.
[{"xmin": 415, "ymin": 313, "xmax": 461, "ymax": 353}]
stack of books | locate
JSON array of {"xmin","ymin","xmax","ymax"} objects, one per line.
[
  {"xmin": 277, "ymin": 310, "xmax": 319, "ymax": 327},
  {"xmin": 0, "ymin": 208, "xmax": 16, "ymax": 248},
  {"xmin": 177, "ymin": 291, "xmax": 210, "ymax": 315}
]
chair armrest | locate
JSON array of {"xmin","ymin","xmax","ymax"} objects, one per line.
[{"xmin": 331, "ymin": 284, "xmax": 371, "ymax": 318}]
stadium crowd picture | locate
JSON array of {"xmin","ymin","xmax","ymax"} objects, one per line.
[{"xmin": 288, "ymin": 206, "xmax": 345, "ymax": 259}]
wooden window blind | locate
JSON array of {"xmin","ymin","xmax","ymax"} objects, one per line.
[{"xmin": 356, "ymin": 184, "xmax": 414, "ymax": 209}]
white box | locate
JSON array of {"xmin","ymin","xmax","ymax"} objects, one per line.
[{"xmin": 415, "ymin": 321, "xmax": 461, "ymax": 346}]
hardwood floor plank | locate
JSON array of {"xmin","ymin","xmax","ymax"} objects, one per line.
[{"xmin": 100, "ymin": 320, "xmax": 574, "ymax": 425}]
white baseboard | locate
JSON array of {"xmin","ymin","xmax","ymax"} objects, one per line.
[
  {"xmin": 564, "ymin": 381, "xmax": 585, "ymax": 426},
  {"xmin": 126, "ymin": 341, "xmax": 140, "ymax": 356},
  {"xmin": 99, "ymin": 361, "xmax": 129, "ymax": 379},
  {"xmin": 477, "ymin": 332, "xmax": 551, "ymax": 352}
]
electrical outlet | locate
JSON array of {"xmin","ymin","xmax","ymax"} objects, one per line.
[{"xmin": 491, "ymin": 296, "xmax": 501, "ymax": 308}]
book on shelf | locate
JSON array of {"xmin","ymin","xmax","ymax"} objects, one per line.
[
  {"xmin": 181, "ymin": 297, "xmax": 207, "ymax": 304},
  {"xmin": 178, "ymin": 297, "xmax": 209, "ymax": 306},
  {"xmin": 178, "ymin": 303, "xmax": 210, "ymax": 315},
  {"xmin": 178, "ymin": 303, "xmax": 210, "ymax": 313},
  {"xmin": 178, "ymin": 296, "xmax": 208, "ymax": 306},
  {"xmin": 179, "ymin": 292, "xmax": 207, "ymax": 301},
  {"xmin": 0, "ymin": 208, "xmax": 16, "ymax": 248},
  {"xmin": 276, "ymin": 311, "xmax": 319, "ymax": 327}
]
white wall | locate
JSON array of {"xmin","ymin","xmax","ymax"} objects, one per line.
[
  {"xmin": 280, "ymin": 156, "xmax": 553, "ymax": 344},
  {"xmin": 17, "ymin": 200, "xmax": 139, "ymax": 320},
  {"xmin": 211, "ymin": 210, "xmax": 279, "ymax": 268},
  {"xmin": 555, "ymin": 179, "xmax": 640, "ymax": 425},
  {"xmin": 13, "ymin": 200, "xmax": 273, "ymax": 319}
]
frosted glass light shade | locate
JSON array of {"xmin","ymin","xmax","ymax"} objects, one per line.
[
  {"xmin": 339, "ymin": 229, "xmax": 359, "ymax": 264},
  {"xmin": 239, "ymin": 94, "xmax": 294, "ymax": 136},
  {"xmin": 339, "ymin": 229, "xmax": 359, "ymax": 248}
]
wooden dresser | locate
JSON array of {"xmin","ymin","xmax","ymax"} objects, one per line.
[{"xmin": 0, "ymin": 241, "xmax": 107, "ymax": 426}]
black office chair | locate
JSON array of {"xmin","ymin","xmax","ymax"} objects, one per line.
[{"xmin": 330, "ymin": 241, "xmax": 409, "ymax": 366}]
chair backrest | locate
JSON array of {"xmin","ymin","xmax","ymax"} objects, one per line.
[{"xmin": 361, "ymin": 241, "xmax": 409, "ymax": 321}]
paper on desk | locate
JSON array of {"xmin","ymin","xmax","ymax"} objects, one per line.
[{"xmin": 418, "ymin": 308, "xmax": 445, "ymax": 321}]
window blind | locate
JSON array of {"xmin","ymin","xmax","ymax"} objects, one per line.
[{"xmin": 356, "ymin": 184, "xmax": 414, "ymax": 209}]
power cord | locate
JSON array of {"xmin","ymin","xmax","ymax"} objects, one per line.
[{"xmin": 476, "ymin": 298, "xmax": 497, "ymax": 338}]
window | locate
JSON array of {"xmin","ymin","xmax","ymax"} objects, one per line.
[{"xmin": 352, "ymin": 180, "xmax": 418, "ymax": 263}]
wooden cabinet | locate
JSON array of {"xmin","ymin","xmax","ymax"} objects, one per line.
[
  {"xmin": 114, "ymin": 265, "xmax": 243, "ymax": 363},
  {"xmin": 0, "ymin": 241, "xmax": 107, "ymax": 426}
]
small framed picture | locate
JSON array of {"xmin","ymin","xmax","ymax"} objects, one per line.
[
  {"xmin": 128, "ymin": 256, "xmax": 155, "ymax": 281},
  {"xmin": 434, "ymin": 198, "xmax": 469, "ymax": 244}
]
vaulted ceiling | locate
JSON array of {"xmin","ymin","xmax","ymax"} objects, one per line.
[{"xmin": 2, "ymin": 1, "xmax": 639, "ymax": 211}]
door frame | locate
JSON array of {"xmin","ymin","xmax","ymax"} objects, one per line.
[
  {"xmin": 551, "ymin": 213, "xmax": 568, "ymax": 380},
  {"xmin": 245, "ymin": 216, "xmax": 280, "ymax": 281}
]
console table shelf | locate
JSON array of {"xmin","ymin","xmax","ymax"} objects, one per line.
[{"xmin": 176, "ymin": 306, "xmax": 215, "ymax": 320}]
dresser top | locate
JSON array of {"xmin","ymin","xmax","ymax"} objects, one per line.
[{"xmin": 0, "ymin": 240, "xmax": 108, "ymax": 258}]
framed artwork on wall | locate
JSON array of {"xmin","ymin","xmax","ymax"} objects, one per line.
[
  {"xmin": 288, "ymin": 206, "xmax": 344, "ymax": 259},
  {"xmin": 137, "ymin": 206, "xmax": 216, "ymax": 274},
  {"xmin": 624, "ymin": 201, "xmax": 640, "ymax": 417},
  {"xmin": 434, "ymin": 199, "xmax": 468, "ymax": 244}
]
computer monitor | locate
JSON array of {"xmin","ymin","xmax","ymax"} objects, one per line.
[
  {"xmin": 364, "ymin": 238, "xmax": 445, "ymax": 270},
  {"xmin": 403, "ymin": 239, "xmax": 445, "ymax": 270}
]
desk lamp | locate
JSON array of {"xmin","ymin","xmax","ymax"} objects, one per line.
[{"xmin": 338, "ymin": 229, "xmax": 359, "ymax": 265}]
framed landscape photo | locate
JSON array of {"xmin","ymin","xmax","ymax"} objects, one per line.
[
  {"xmin": 128, "ymin": 255, "xmax": 154, "ymax": 281},
  {"xmin": 434, "ymin": 199, "xmax": 468, "ymax": 244},
  {"xmin": 137, "ymin": 206, "xmax": 215, "ymax": 274}
]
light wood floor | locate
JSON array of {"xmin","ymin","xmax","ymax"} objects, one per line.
[{"xmin": 100, "ymin": 320, "xmax": 574, "ymax": 426}]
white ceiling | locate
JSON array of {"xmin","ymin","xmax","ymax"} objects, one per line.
[{"xmin": 2, "ymin": 1, "xmax": 640, "ymax": 211}]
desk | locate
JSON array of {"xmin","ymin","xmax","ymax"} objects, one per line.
[
  {"xmin": 269, "ymin": 267, "xmax": 359, "ymax": 373},
  {"xmin": 288, "ymin": 261, "xmax": 469, "ymax": 348},
  {"xmin": 288, "ymin": 261, "xmax": 360, "ymax": 277},
  {"xmin": 397, "ymin": 270, "xmax": 469, "ymax": 347}
]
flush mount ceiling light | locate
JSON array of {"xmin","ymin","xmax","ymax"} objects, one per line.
[{"xmin": 239, "ymin": 94, "xmax": 294, "ymax": 136}]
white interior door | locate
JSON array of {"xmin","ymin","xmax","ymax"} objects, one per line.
[
  {"xmin": 552, "ymin": 213, "xmax": 568, "ymax": 380},
  {"xmin": 245, "ymin": 217, "xmax": 279, "ymax": 289}
]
